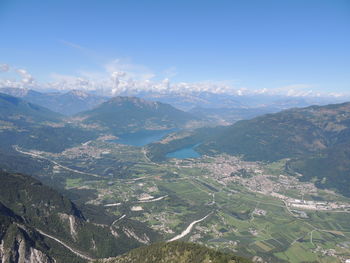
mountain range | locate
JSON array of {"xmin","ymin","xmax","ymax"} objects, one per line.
[
  {"xmin": 0, "ymin": 93, "xmax": 97, "ymax": 153},
  {"xmin": 0, "ymin": 88, "xmax": 107, "ymax": 115},
  {"xmin": 76, "ymin": 96, "xmax": 198, "ymax": 134},
  {"xmin": 189, "ymin": 106, "xmax": 282, "ymax": 125},
  {"xmin": 199, "ymin": 102, "xmax": 350, "ymax": 160},
  {"xmin": 0, "ymin": 93, "xmax": 198, "ymax": 152},
  {"xmin": 131, "ymin": 90, "xmax": 345, "ymax": 111},
  {"xmin": 0, "ymin": 92, "xmax": 62, "ymax": 124},
  {"xmin": 1, "ymin": 87, "xmax": 346, "ymax": 115}
]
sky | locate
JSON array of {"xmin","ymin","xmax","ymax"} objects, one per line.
[{"xmin": 0, "ymin": 0, "xmax": 349, "ymax": 96}]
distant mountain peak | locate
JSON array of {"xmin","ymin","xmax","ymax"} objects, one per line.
[
  {"xmin": 65, "ymin": 89, "xmax": 90, "ymax": 99},
  {"xmin": 108, "ymin": 96, "xmax": 159, "ymax": 108},
  {"xmin": 78, "ymin": 96, "xmax": 197, "ymax": 134},
  {"xmin": 0, "ymin": 87, "xmax": 30, "ymax": 97},
  {"xmin": 0, "ymin": 88, "xmax": 107, "ymax": 115},
  {"xmin": 0, "ymin": 93, "xmax": 62, "ymax": 121}
]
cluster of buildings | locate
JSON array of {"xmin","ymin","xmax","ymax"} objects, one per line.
[{"xmin": 179, "ymin": 154, "xmax": 350, "ymax": 213}]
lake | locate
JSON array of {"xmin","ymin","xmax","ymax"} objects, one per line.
[
  {"xmin": 166, "ymin": 144, "xmax": 202, "ymax": 159},
  {"xmin": 111, "ymin": 129, "xmax": 177, "ymax": 146}
]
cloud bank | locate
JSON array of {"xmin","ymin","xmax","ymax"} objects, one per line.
[{"xmin": 0, "ymin": 62, "xmax": 347, "ymax": 99}]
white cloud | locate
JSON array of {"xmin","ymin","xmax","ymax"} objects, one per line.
[
  {"xmin": 48, "ymin": 73, "xmax": 96, "ymax": 91},
  {"xmin": 269, "ymin": 84, "xmax": 315, "ymax": 97},
  {"xmin": 111, "ymin": 71, "xmax": 127, "ymax": 95},
  {"xmin": 0, "ymin": 65, "xmax": 36, "ymax": 88},
  {"xmin": 16, "ymin": 69, "xmax": 35, "ymax": 85},
  {"xmin": 0, "ymin": 64, "xmax": 10, "ymax": 72},
  {"xmin": 328, "ymin": 92, "xmax": 345, "ymax": 98}
]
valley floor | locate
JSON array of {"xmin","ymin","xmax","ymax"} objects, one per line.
[{"xmin": 15, "ymin": 140, "xmax": 350, "ymax": 263}]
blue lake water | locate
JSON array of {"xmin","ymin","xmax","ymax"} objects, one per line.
[
  {"xmin": 111, "ymin": 129, "xmax": 177, "ymax": 146},
  {"xmin": 166, "ymin": 144, "xmax": 202, "ymax": 159}
]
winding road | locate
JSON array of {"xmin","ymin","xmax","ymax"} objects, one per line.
[
  {"xmin": 35, "ymin": 228, "xmax": 94, "ymax": 261},
  {"xmin": 14, "ymin": 146, "xmax": 101, "ymax": 178}
]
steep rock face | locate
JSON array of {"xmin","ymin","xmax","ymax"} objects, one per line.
[
  {"xmin": 27, "ymin": 248, "xmax": 55, "ymax": 263},
  {"xmin": 121, "ymin": 227, "xmax": 150, "ymax": 245},
  {"xmin": 0, "ymin": 225, "xmax": 55, "ymax": 263},
  {"xmin": 0, "ymin": 202, "xmax": 55, "ymax": 263},
  {"xmin": 58, "ymin": 214, "xmax": 78, "ymax": 240}
]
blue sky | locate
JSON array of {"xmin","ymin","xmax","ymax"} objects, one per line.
[{"xmin": 0, "ymin": 0, "xmax": 349, "ymax": 95}]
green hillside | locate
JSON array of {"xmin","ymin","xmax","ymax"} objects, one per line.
[
  {"xmin": 0, "ymin": 92, "xmax": 63, "ymax": 123},
  {"xmin": 199, "ymin": 103, "xmax": 350, "ymax": 161},
  {"xmin": 78, "ymin": 96, "xmax": 197, "ymax": 134},
  {"xmin": 288, "ymin": 140, "xmax": 350, "ymax": 196},
  {"xmin": 93, "ymin": 241, "xmax": 252, "ymax": 263},
  {"xmin": 0, "ymin": 93, "xmax": 99, "ymax": 152},
  {"xmin": 195, "ymin": 102, "xmax": 350, "ymax": 196}
]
